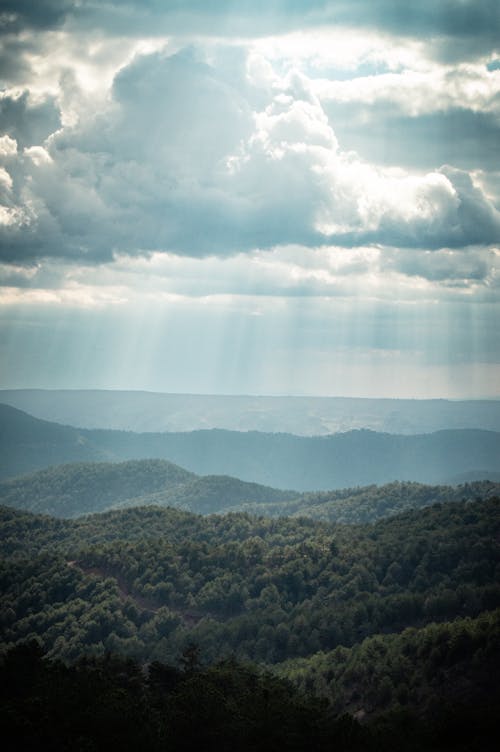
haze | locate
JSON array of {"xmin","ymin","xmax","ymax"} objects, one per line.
[{"xmin": 1, "ymin": 2, "xmax": 499, "ymax": 398}]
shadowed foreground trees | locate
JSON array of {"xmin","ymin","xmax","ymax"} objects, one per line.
[{"xmin": 1, "ymin": 642, "xmax": 499, "ymax": 752}]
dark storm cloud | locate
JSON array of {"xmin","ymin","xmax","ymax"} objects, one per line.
[
  {"xmin": 0, "ymin": 0, "xmax": 75, "ymax": 33},
  {"xmin": 382, "ymin": 246, "xmax": 496, "ymax": 285},
  {"xmin": 1, "ymin": 1, "xmax": 499, "ymax": 56},
  {"xmin": 325, "ymin": 104, "xmax": 500, "ymax": 172},
  {"xmin": 0, "ymin": 92, "xmax": 60, "ymax": 149}
]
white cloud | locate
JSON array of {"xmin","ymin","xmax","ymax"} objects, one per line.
[
  {"xmin": 0, "ymin": 135, "xmax": 17, "ymax": 155},
  {"xmin": 1, "ymin": 43, "xmax": 499, "ymax": 265},
  {"xmin": 314, "ymin": 63, "xmax": 500, "ymax": 116}
]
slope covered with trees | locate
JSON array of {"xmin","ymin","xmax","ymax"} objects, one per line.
[
  {"xmin": 1, "ymin": 456, "xmax": 498, "ymax": 523},
  {"xmin": 2, "ymin": 498, "xmax": 499, "ymax": 666},
  {"xmin": 233, "ymin": 480, "xmax": 500, "ymax": 524},
  {"xmin": 0, "ymin": 460, "xmax": 195, "ymax": 517},
  {"xmin": 1, "ymin": 495, "xmax": 499, "ymax": 748},
  {"xmin": 0, "ymin": 460, "xmax": 297, "ymax": 517},
  {"xmin": 277, "ymin": 608, "xmax": 500, "ymax": 718}
]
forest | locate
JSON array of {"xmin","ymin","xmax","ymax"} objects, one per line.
[{"xmin": 1, "ymin": 488, "xmax": 500, "ymax": 749}]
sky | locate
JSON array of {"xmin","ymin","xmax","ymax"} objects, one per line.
[{"xmin": 0, "ymin": 0, "xmax": 499, "ymax": 398}]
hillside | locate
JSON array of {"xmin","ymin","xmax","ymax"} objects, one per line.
[
  {"xmin": 0, "ymin": 460, "xmax": 296, "ymax": 518},
  {"xmin": 0, "ymin": 459, "xmax": 196, "ymax": 518},
  {"xmin": 2, "ymin": 498, "xmax": 499, "ymax": 665},
  {"xmin": 231, "ymin": 479, "xmax": 500, "ymax": 524},
  {"xmin": 125, "ymin": 474, "xmax": 298, "ymax": 515},
  {"xmin": 2, "ymin": 497, "xmax": 499, "ymax": 749},
  {"xmin": 1, "ymin": 403, "xmax": 499, "ymax": 490},
  {"xmin": 1, "ymin": 456, "xmax": 498, "ymax": 523},
  {"xmin": 277, "ymin": 609, "xmax": 500, "ymax": 720},
  {"xmin": 0, "ymin": 403, "xmax": 108, "ymax": 478}
]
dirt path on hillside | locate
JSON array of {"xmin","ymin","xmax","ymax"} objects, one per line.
[{"xmin": 67, "ymin": 560, "xmax": 203, "ymax": 626}]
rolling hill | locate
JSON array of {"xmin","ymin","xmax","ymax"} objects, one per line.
[
  {"xmin": 1, "ymin": 402, "xmax": 499, "ymax": 491},
  {"xmin": 0, "ymin": 459, "xmax": 297, "ymax": 518},
  {"xmin": 1, "ymin": 453, "xmax": 498, "ymax": 523}
]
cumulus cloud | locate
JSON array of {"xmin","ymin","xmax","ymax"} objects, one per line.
[
  {"xmin": 1, "ymin": 44, "xmax": 500, "ymax": 265},
  {"xmin": 315, "ymin": 64, "xmax": 500, "ymax": 116}
]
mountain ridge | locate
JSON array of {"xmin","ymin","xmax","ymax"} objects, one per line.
[
  {"xmin": 1, "ymin": 402, "xmax": 499, "ymax": 490},
  {"xmin": 2, "ymin": 388, "xmax": 500, "ymax": 435}
]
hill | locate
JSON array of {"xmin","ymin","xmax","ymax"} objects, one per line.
[
  {"xmin": 2, "ymin": 388, "xmax": 500, "ymax": 435},
  {"xmin": 0, "ymin": 460, "xmax": 296, "ymax": 518},
  {"xmin": 1, "ymin": 403, "xmax": 499, "ymax": 489},
  {"xmin": 1, "ymin": 496, "xmax": 499, "ymax": 743},
  {"xmin": 229, "ymin": 479, "xmax": 500, "ymax": 524},
  {"xmin": 0, "ymin": 459, "xmax": 195, "ymax": 518},
  {"xmin": 1, "ymin": 456, "xmax": 498, "ymax": 523},
  {"xmin": 2, "ymin": 498, "xmax": 499, "ymax": 666},
  {"xmin": 0, "ymin": 403, "xmax": 109, "ymax": 478}
]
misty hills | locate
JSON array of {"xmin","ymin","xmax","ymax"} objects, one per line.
[
  {"xmin": 0, "ymin": 460, "xmax": 195, "ymax": 518},
  {"xmin": 0, "ymin": 402, "xmax": 105, "ymax": 478},
  {"xmin": 2, "ymin": 388, "xmax": 500, "ymax": 435},
  {"xmin": 1, "ymin": 402, "xmax": 499, "ymax": 490},
  {"xmin": 0, "ymin": 459, "xmax": 296, "ymax": 518},
  {"xmin": 1, "ymin": 453, "xmax": 499, "ymax": 522}
]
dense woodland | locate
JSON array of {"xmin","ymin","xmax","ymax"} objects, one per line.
[
  {"xmin": 230, "ymin": 479, "xmax": 500, "ymax": 523},
  {"xmin": 1, "ymin": 497, "xmax": 500, "ymax": 724},
  {"xmin": 4, "ymin": 640, "xmax": 498, "ymax": 752},
  {"xmin": 1, "ymin": 436, "xmax": 499, "ymax": 748}
]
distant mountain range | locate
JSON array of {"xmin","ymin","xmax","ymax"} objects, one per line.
[
  {"xmin": 1, "ymin": 389, "xmax": 500, "ymax": 435},
  {"xmin": 1, "ymin": 402, "xmax": 499, "ymax": 491}
]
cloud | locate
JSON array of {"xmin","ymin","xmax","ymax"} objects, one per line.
[
  {"xmin": 0, "ymin": 2, "xmax": 498, "ymax": 87},
  {"xmin": 0, "ymin": 91, "xmax": 60, "ymax": 148},
  {"xmin": 382, "ymin": 246, "xmax": 499, "ymax": 287},
  {"xmin": 0, "ymin": 0, "xmax": 73, "ymax": 33},
  {"xmin": 1, "ymin": 44, "xmax": 500, "ymax": 264},
  {"xmin": 2, "ymin": 1, "xmax": 499, "ymax": 48},
  {"xmin": 0, "ymin": 2, "xmax": 498, "ymax": 400},
  {"xmin": 315, "ymin": 64, "xmax": 500, "ymax": 116},
  {"xmin": 324, "ymin": 104, "xmax": 500, "ymax": 171}
]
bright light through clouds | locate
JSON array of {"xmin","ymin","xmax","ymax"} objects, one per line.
[{"xmin": 0, "ymin": 1, "xmax": 499, "ymax": 397}]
